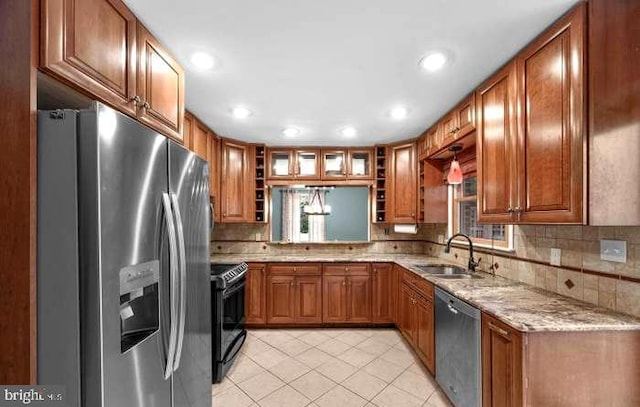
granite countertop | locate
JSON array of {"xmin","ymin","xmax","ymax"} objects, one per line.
[{"xmin": 211, "ymin": 253, "xmax": 640, "ymax": 333}]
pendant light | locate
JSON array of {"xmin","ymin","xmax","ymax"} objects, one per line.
[
  {"xmin": 447, "ymin": 145, "xmax": 464, "ymax": 185},
  {"xmin": 303, "ymin": 188, "xmax": 332, "ymax": 215}
]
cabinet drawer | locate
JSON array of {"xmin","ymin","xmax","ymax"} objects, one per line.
[
  {"xmin": 268, "ymin": 263, "xmax": 321, "ymax": 275},
  {"xmin": 323, "ymin": 263, "xmax": 370, "ymax": 276},
  {"xmin": 401, "ymin": 269, "xmax": 434, "ymax": 301}
]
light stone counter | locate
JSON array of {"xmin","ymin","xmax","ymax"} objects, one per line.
[{"xmin": 211, "ymin": 253, "xmax": 640, "ymax": 332}]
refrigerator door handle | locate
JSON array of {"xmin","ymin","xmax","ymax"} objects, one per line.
[
  {"xmin": 162, "ymin": 193, "xmax": 180, "ymax": 380},
  {"xmin": 170, "ymin": 193, "xmax": 187, "ymax": 372}
]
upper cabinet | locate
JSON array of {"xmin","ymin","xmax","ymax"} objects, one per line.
[
  {"xmin": 321, "ymin": 149, "xmax": 373, "ymax": 180},
  {"xmin": 515, "ymin": 3, "xmax": 586, "ymax": 224},
  {"xmin": 41, "ymin": 0, "xmax": 185, "ymax": 142},
  {"xmin": 476, "ymin": 62, "xmax": 519, "ymax": 224},
  {"xmin": 477, "ymin": 4, "xmax": 586, "ymax": 224},
  {"xmin": 267, "ymin": 148, "xmax": 320, "ymax": 180},
  {"xmin": 220, "ymin": 139, "xmax": 253, "ymax": 223},
  {"xmin": 388, "ymin": 142, "xmax": 417, "ymax": 223},
  {"xmin": 136, "ymin": 23, "xmax": 185, "ymax": 140}
]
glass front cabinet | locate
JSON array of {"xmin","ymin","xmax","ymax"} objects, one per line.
[
  {"xmin": 321, "ymin": 149, "xmax": 373, "ymax": 180},
  {"xmin": 267, "ymin": 149, "xmax": 320, "ymax": 179}
]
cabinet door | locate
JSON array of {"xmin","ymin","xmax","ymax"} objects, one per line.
[
  {"xmin": 440, "ymin": 110, "xmax": 459, "ymax": 148},
  {"xmin": 476, "ymin": 62, "xmax": 518, "ymax": 223},
  {"xmin": 183, "ymin": 112, "xmax": 194, "ymax": 150},
  {"xmin": 266, "ymin": 276, "xmax": 296, "ymax": 324},
  {"xmin": 323, "ymin": 276, "xmax": 348, "ymax": 323},
  {"xmin": 348, "ymin": 149, "xmax": 373, "ymax": 179},
  {"xmin": 191, "ymin": 120, "xmax": 209, "ymax": 159},
  {"xmin": 348, "ymin": 275, "xmax": 372, "ymax": 323},
  {"xmin": 426, "ymin": 125, "xmax": 442, "ymax": 157},
  {"xmin": 245, "ymin": 263, "xmax": 266, "ymax": 324},
  {"xmin": 295, "ymin": 276, "xmax": 323, "ymax": 323},
  {"xmin": 456, "ymin": 93, "xmax": 476, "ymax": 138},
  {"xmin": 321, "ymin": 150, "xmax": 348, "ymax": 180},
  {"xmin": 516, "ymin": 4, "xmax": 585, "ymax": 224},
  {"xmin": 389, "ymin": 142, "xmax": 417, "ymax": 223},
  {"xmin": 220, "ymin": 140, "xmax": 252, "ymax": 223},
  {"xmin": 268, "ymin": 150, "xmax": 294, "ymax": 179},
  {"xmin": 372, "ymin": 264, "xmax": 394, "ymax": 323},
  {"xmin": 136, "ymin": 23, "xmax": 184, "ymax": 142},
  {"xmin": 41, "ymin": 0, "xmax": 138, "ymax": 116},
  {"xmin": 295, "ymin": 150, "xmax": 321, "ymax": 179},
  {"xmin": 398, "ymin": 284, "xmax": 415, "ymax": 343},
  {"xmin": 481, "ymin": 314, "xmax": 523, "ymax": 407},
  {"xmin": 415, "ymin": 296, "xmax": 435, "ymax": 374}
]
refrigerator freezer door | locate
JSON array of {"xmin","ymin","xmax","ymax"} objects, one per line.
[
  {"xmin": 79, "ymin": 104, "xmax": 172, "ymax": 407},
  {"xmin": 168, "ymin": 141, "xmax": 212, "ymax": 407}
]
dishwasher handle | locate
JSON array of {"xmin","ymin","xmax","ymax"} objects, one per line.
[{"xmin": 447, "ymin": 303, "xmax": 459, "ymax": 314}]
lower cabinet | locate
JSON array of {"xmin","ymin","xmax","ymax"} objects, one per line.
[
  {"xmin": 481, "ymin": 313, "xmax": 523, "ymax": 407},
  {"xmin": 372, "ymin": 263, "xmax": 396, "ymax": 323},
  {"xmin": 245, "ymin": 263, "xmax": 266, "ymax": 324},
  {"xmin": 266, "ymin": 275, "xmax": 322, "ymax": 324},
  {"xmin": 398, "ymin": 273, "xmax": 435, "ymax": 374},
  {"xmin": 322, "ymin": 269, "xmax": 372, "ymax": 323}
]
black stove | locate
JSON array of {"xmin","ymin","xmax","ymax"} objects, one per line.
[{"xmin": 210, "ymin": 262, "xmax": 248, "ymax": 383}]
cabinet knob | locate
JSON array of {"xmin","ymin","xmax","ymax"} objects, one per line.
[
  {"xmin": 293, "ymin": 267, "xmax": 297, "ymax": 272},
  {"xmin": 130, "ymin": 95, "xmax": 141, "ymax": 105},
  {"xmin": 290, "ymin": 282, "xmax": 294, "ymax": 287},
  {"xmin": 345, "ymin": 267, "xmax": 349, "ymax": 272},
  {"xmin": 142, "ymin": 101, "xmax": 151, "ymax": 109},
  {"xmin": 342, "ymin": 281, "xmax": 346, "ymax": 286},
  {"xmin": 411, "ymin": 213, "xmax": 415, "ymax": 218},
  {"xmin": 506, "ymin": 207, "xmax": 514, "ymax": 213}
]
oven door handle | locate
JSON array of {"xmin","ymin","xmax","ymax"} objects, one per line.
[
  {"xmin": 222, "ymin": 331, "xmax": 247, "ymax": 364},
  {"xmin": 223, "ymin": 279, "xmax": 246, "ymax": 298}
]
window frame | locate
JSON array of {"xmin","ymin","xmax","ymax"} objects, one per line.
[{"xmin": 447, "ymin": 173, "xmax": 514, "ymax": 252}]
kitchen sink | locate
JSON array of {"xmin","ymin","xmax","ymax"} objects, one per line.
[{"xmin": 411, "ymin": 264, "xmax": 482, "ymax": 279}]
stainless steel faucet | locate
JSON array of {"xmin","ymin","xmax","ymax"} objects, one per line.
[{"xmin": 444, "ymin": 233, "xmax": 480, "ymax": 272}]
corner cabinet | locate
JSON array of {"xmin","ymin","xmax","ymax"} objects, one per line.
[
  {"xmin": 220, "ymin": 139, "xmax": 253, "ymax": 223},
  {"xmin": 388, "ymin": 142, "xmax": 417, "ymax": 223},
  {"xmin": 477, "ymin": 4, "xmax": 585, "ymax": 224},
  {"xmin": 41, "ymin": 0, "xmax": 185, "ymax": 142}
]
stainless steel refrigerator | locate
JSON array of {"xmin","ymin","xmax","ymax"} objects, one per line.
[{"xmin": 37, "ymin": 103, "xmax": 212, "ymax": 407}]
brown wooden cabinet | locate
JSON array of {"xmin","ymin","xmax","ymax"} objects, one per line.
[
  {"xmin": 388, "ymin": 142, "xmax": 417, "ymax": 223},
  {"xmin": 321, "ymin": 149, "xmax": 374, "ymax": 180},
  {"xmin": 481, "ymin": 313, "xmax": 523, "ymax": 407},
  {"xmin": 397, "ymin": 268, "xmax": 435, "ymax": 374},
  {"xmin": 515, "ymin": 3, "xmax": 585, "ymax": 224},
  {"xmin": 322, "ymin": 264, "xmax": 371, "ymax": 323},
  {"xmin": 372, "ymin": 263, "xmax": 395, "ymax": 324},
  {"xmin": 136, "ymin": 23, "xmax": 184, "ymax": 141},
  {"xmin": 267, "ymin": 148, "xmax": 320, "ymax": 180},
  {"xmin": 477, "ymin": 5, "xmax": 585, "ymax": 225},
  {"xmin": 245, "ymin": 263, "xmax": 266, "ymax": 324},
  {"xmin": 41, "ymin": 0, "xmax": 138, "ymax": 116},
  {"xmin": 476, "ymin": 61, "xmax": 519, "ymax": 224},
  {"xmin": 440, "ymin": 94, "xmax": 476, "ymax": 148},
  {"xmin": 41, "ymin": 0, "xmax": 185, "ymax": 142},
  {"xmin": 220, "ymin": 139, "xmax": 253, "ymax": 223},
  {"xmin": 266, "ymin": 275, "xmax": 296, "ymax": 324},
  {"xmin": 266, "ymin": 265, "xmax": 322, "ymax": 324}
]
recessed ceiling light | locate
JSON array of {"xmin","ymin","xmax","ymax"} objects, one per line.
[
  {"xmin": 231, "ymin": 106, "xmax": 251, "ymax": 119},
  {"xmin": 190, "ymin": 52, "xmax": 216, "ymax": 71},
  {"xmin": 390, "ymin": 107, "xmax": 409, "ymax": 120},
  {"xmin": 340, "ymin": 127, "xmax": 357, "ymax": 138},
  {"xmin": 420, "ymin": 51, "xmax": 448, "ymax": 72},
  {"xmin": 282, "ymin": 127, "xmax": 300, "ymax": 137}
]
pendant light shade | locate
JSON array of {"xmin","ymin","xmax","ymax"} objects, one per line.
[{"xmin": 447, "ymin": 145, "xmax": 464, "ymax": 185}]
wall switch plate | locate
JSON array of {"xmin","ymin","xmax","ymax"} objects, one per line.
[
  {"xmin": 255, "ymin": 232, "xmax": 261, "ymax": 242},
  {"xmin": 600, "ymin": 239, "xmax": 627, "ymax": 263},
  {"xmin": 438, "ymin": 235, "xmax": 445, "ymax": 244},
  {"xmin": 550, "ymin": 248, "xmax": 562, "ymax": 266}
]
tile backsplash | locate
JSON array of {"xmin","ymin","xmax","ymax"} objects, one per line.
[
  {"xmin": 429, "ymin": 224, "xmax": 640, "ymax": 319},
  {"xmin": 211, "ymin": 222, "xmax": 640, "ymax": 319}
]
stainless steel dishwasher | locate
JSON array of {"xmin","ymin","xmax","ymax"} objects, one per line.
[{"xmin": 435, "ymin": 287, "xmax": 481, "ymax": 407}]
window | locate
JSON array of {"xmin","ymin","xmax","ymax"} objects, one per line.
[{"xmin": 448, "ymin": 175, "xmax": 513, "ymax": 250}]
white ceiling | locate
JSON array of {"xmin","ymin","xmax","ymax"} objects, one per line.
[{"xmin": 125, "ymin": 0, "xmax": 579, "ymax": 146}]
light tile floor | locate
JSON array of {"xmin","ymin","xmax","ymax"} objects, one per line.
[{"xmin": 212, "ymin": 328, "xmax": 453, "ymax": 407}]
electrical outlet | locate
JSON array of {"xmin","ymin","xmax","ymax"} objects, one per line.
[
  {"xmin": 550, "ymin": 248, "xmax": 561, "ymax": 266},
  {"xmin": 601, "ymin": 239, "xmax": 627, "ymax": 263},
  {"xmin": 438, "ymin": 235, "xmax": 445, "ymax": 244},
  {"xmin": 255, "ymin": 232, "xmax": 261, "ymax": 242}
]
